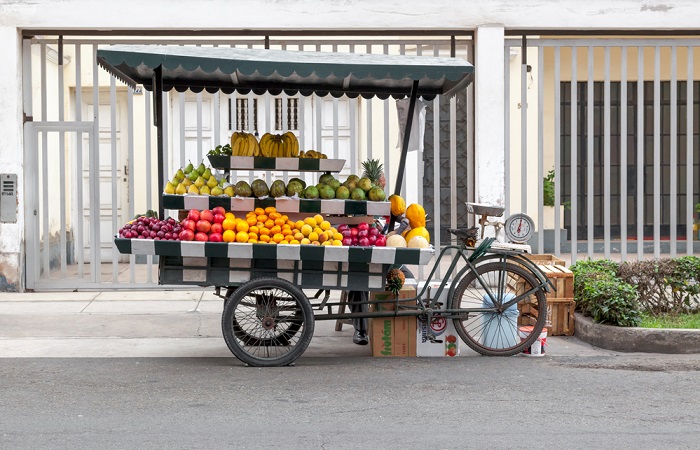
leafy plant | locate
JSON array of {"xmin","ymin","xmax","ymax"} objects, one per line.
[
  {"xmin": 543, "ymin": 169, "xmax": 571, "ymax": 209},
  {"xmin": 581, "ymin": 277, "xmax": 641, "ymax": 327}
]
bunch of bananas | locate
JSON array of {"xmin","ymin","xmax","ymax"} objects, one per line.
[
  {"xmin": 259, "ymin": 132, "xmax": 299, "ymax": 158},
  {"xmin": 299, "ymin": 150, "xmax": 327, "ymax": 159},
  {"xmin": 230, "ymin": 131, "xmax": 261, "ymax": 157}
]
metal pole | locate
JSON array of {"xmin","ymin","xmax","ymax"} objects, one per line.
[
  {"xmin": 393, "ymin": 80, "xmax": 420, "ymax": 197},
  {"xmin": 153, "ymin": 65, "xmax": 165, "ymax": 219}
]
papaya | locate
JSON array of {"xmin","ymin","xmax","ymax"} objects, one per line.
[
  {"xmin": 405, "ymin": 226, "xmax": 430, "ymax": 244},
  {"xmin": 406, "ymin": 203, "xmax": 426, "ymax": 228},
  {"xmin": 388, "ymin": 194, "xmax": 406, "ymax": 216}
]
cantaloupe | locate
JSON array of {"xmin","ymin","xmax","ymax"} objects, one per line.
[
  {"xmin": 407, "ymin": 236, "xmax": 430, "ymax": 248},
  {"xmin": 386, "ymin": 234, "xmax": 407, "ymax": 248}
]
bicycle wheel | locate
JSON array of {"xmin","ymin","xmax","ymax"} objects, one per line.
[
  {"xmin": 222, "ymin": 278, "xmax": 314, "ymax": 367},
  {"xmin": 450, "ymin": 261, "xmax": 547, "ymax": 356}
]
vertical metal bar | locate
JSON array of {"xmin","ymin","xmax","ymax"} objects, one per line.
[
  {"xmin": 466, "ymin": 41, "xmax": 475, "ymax": 227},
  {"xmin": 570, "ymin": 47, "xmax": 578, "ymax": 263},
  {"xmin": 91, "ymin": 45, "xmax": 100, "ymax": 282},
  {"xmin": 58, "ymin": 38, "xmax": 67, "ymax": 276},
  {"xmin": 521, "ymin": 37, "xmax": 528, "ymax": 214},
  {"xmin": 127, "ymin": 87, "xmax": 135, "ymax": 284},
  {"xmin": 144, "ymin": 89, "xmax": 153, "ymax": 283},
  {"xmin": 40, "ymin": 43, "xmax": 49, "ymax": 278},
  {"xmin": 687, "ymin": 47, "xmax": 695, "ymax": 256},
  {"xmin": 394, "ymin": 80, "xmax": 420, "ymax": 197},
  {"xmin": 196, "ymin": 91, "xmax": 203, "ymax": 166},
  {"xmin": 179, "ymin": 92, "xmax": 186, "ymax": 171},
  {"xmin": 537, "ymin": 47, "xmax": 544, "ymax": 255},
  {"xmin": 604, "ymin": 46, "xmax": 611, "ymax": 259},
  {"xmin": 450, "ymin": 95, "xmax": 457, "ymax": 235},
  {"xmin": 587, "ymin": 46, "xmax": 594, "ymax": 258},
  {"xmin": 653, "ymin": 46, "xmax": 661, "ymax": 258},
  {"xmin": 383, "ymin": 44, "xmax": 391, "ymax": 194},
  {"xmin": 399, "ymin": 43, "xmax": 406, "ymax": 199},
  {"xmin": 504, "ymin": 43, "xmax": 511, "ymax": 218},
  {"xmin": 332, "ymin": 96, "xmax": 339, "ymax": 161},
  {"xmin": 21, "ymin": 40, "xmax": 34, "ymax": 286},
  {"xmin": 214, "ymin": 92, "xmax": 221, "ymax": 152},
  {"xmin": 620, "ymin": 47, "xmax": 628, "ymax": 261},
  {"xmin": 637, "ymin": 47, "xmax": 645, "ymax": 260},
  {"xmin": 247, "ymin": 90, "xmax": 255, "ymax": 183},
  {"xmin": 75, "ymin": 44, "xmax": 85, "ymax": 278},
  {"xmin": 161, "ymin": 86, "xmax": 169, "ymax": 215},
  {"xmin": 349, "ymin": 45, "xmax": 357, "ymax": 177},
  {"xmin": 110, "ymin": 77, "xmax": 118, "ymax": 283},
  {"xmin": 554, "ymin": 46, "xmax": 561, "ymax": 256},
  {"xmin": 670, "ymin": 46, "xmax": 678, "ymax": 257},
  {"xmin": 433, "ymin": 44, "xmax": 441, "ymax": 278},
  {"xmin": 366, "ymin": 44, "xmax": 373, "ymax": 161},
  {"xmin": 154, "ymin": 65, "xmax": 165, "ymax": 225}
]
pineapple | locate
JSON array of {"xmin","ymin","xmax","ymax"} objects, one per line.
[
  {"xmin": 361, "ymin": 158, "xmax": 386, "ymax": 189},
  {"xmin": 385, "ymin": 267, "xmax": 405, "ymax": 296}
]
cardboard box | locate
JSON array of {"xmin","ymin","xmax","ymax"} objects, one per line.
[
  {"xmin": 416, "ymin": 281, "xmax": 461, "ymax": 357},
  {"xmin": 369, "ymin": 285, "xmax": 417, "ymax": 357}
]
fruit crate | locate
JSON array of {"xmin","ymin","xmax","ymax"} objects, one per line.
[
  {"xmin": 517, "ymin": 263, "xmax": 575, "ymax": 336},
  {"xmin": 208, "ymin": 155, "xmax": 346, "ymax": 173},
  {"xmin": 162, "ymin": 194, "xmax": 390, "ymax": 216},
  {"xmin": 526, "ymin": 253, "xmax": 566, "ymax": 266}
]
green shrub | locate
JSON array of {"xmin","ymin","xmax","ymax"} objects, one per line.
[{"xmin": 570, "ymin": 259, "xmax": 619, "ymax": 299}]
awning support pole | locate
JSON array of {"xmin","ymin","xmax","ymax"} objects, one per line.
[
  {"xmin": 153, "ymin": 65, "xmax": 165, "ymax": 219},
  {"xmin": 394, "ymin": 79, "xmax": 420, "ymax": 197}
]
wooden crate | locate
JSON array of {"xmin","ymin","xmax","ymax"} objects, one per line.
[
  {"xmin": 538, "ymin": 264, "xmax": 574, "ymax": 299},
  {"xmin": 527, "ymin": 254, "xmax": 565, "ymax": 266},
  {"xmin": 517, "ymin": 263, "xmax": 576, "ymax": 336},
  {"xmin": 547, "ymin": 298, "xmax": 576, "ymax": 336}
]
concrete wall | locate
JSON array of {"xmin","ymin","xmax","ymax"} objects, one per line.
[{"xmin": 2, "ymin": 0, "xmax": 700, "ymax": 290}]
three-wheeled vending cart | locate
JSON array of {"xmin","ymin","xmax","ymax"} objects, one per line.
[{"xmin": 100, "ymin": 45, "xmax": 550, "ymax": 367}]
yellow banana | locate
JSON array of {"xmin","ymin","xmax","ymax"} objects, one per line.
[
  {"xmin": 247, "ymin": 133, "xmax": 257, "ymax": 156},
  {"xmin": 279, "ymin": 139, "xmax": 287, "ymax": 158},
  {"xmin": 231, "ymin": 137, "xmax": 242, "ymax": 156}
]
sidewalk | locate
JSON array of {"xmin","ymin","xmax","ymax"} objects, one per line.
[{"xmin": 0, "ymin": 290, "xmax": 602, "ymax": 359}]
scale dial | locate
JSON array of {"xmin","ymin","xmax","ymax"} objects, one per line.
[{"xmin": 504, "ymin": 213, "xmax": 535, "ymax": 244}]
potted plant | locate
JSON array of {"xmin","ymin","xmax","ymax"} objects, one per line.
[{"xmin": 542, "ymin": 169, "xmax": 570, "ymax": 230}]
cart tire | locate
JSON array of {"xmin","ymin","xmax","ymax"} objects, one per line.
[
  {"xmin": 450, "ymin": 262, "xmax": 547, "ymax": 356},
  {"xmin": 222, "ymin": 277, "xmax": 314, "ymax": 367},
  {"xmin": 225, "ymin": 286, "xmax": 303, "ymax": 347}
]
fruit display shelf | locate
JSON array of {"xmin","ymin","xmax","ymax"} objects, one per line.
[
  {"xmin": 208, "ymin": 155, "xmax": 345, "ymax": 173},
  {"xmin": 162, "ymin": 194, "xmax": 390, "ymax": 216},
  {"xmin": 114, "ymin": 238, "xmax": 434, "ymax": 290}
]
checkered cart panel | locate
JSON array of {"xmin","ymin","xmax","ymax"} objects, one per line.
[
  {"xmin": 162, "ymin": 194, "xmax": 390, "ymax": 216},
  {"xmin": 207, "ymin": 155, "xmax": 345, "ymax": 172},
  {"xmin": 115, "ymin": 238, "xmax": 434, "ymax": 265}
]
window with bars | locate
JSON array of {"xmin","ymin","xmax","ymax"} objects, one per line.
[
  {"xmin": 275, "ymin": 97, "xmax": 299, "ymax": 131},
  {"xmin": 560, "ymin": 81, "xmax": 700, "ymax": 240},
  {"xmin": 229, "ymin": 98, "xmax": 258, "ymax": 132}
]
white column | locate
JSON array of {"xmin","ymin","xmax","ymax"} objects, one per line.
[
  {"xmin": 474, "ymin": 25, "xmax": 505, "ymax": 207},
  {"xmin": 0, "ymin": 27, "xmax": 24, "ymax": 291}
]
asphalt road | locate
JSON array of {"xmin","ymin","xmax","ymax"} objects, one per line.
[{"xmin": 2, "ymin": 355, "xmax": 700, "ymax": 449}]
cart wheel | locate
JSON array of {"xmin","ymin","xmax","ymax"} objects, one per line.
[
  {"xmin": 450, "ymin": 262, "xmax": 547, "ymax": 356},
  {"xmin": 222, "ymin": 277, "xmax": 314, "ymax": 367}
]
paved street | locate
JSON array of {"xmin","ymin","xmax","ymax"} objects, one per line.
[{"xmin": 1, "ymin": 291, "xmax": 700, "ymax": 448}]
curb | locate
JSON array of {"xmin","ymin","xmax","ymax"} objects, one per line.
[{"xmin": 574, "ymin": 312, "xmax": 700, "ymax": 354}]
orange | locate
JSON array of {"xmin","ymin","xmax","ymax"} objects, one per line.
[
  {"xmin": 290, "ymin": 239, "xmax": 300, "ymax": 245},
  {"xmin": 246, "ymin": 211, "xmax": 256, "ymax": 218},
  {"xmin": 257, "ymin": 214, "xmax": 268, "ymax": 223},
  {"xmin": 248, "ymin": 238, "xmax": 258, "ymax": 244},
  {"xmin": 284, "ymin": 235, "xmax": 294, "ymax": 242},
  {"xmin": 295, "ymin": 220, "xmax": 305, "ymax": 230},
  {"xmin": 272, "ymin": 233, "xmax": 284, "ymax": 243},
  {"xmin": 259, "ymin": 234, "xmax": 271, "ymax": 243},
  {"xmin": 309, "ymin": 231, "xmax": 319, "ymax": 242},
  {"xmin": 282, "ymin": 224, "xmax": 291, "ymax": 230},
  {"xmin": 270, "ymin": 225, "xmax": 282, "ymax": 235},
  {"xmin": 333, "ymin": 232, "xmax": 343, "ymax": 241},
  {"xmin": 236, "ymin": 221, "xmax": 249, "ymax": 233},
  {"xmin": 225, "ymin": 212, "xmax": 236, "ymax": 221},
  {"xmin": 235, "ymin": 231, "xmax": 248, "ymax": 243},
  {"xmin": 222, "ymin": 218, "xmax": 237, "ymax": 231},
  {"xmin": 222, "ymin": 230, "xmax": 236, "ymax": 242},
  {"xmin": 268, "ymin": 212, "xmax": 281, "ymax": 220},
  {"xmin": 280, "ymin": 215, "xmax": 289, "ymax": 222},
  {"xmin": 249, "ymin": 225, "xmax": 259, "ymax": 234},
  {"xmin": 314, "ymin": 214, "xmax": 324, "ymax": 225},
  {"xmin": 246, "ymin": 216, "xmax": 257, "ymax": 226},
  {"xmin": 278, "ymin": 240, "xmax": 289, "ymax": 245},
  {"xmin": 264, "ymin": 206, "xmax": 276, "ymax": 214},
  {"xmin": 259, "ymin": 227, "xmax": 270, "ymax": 236},
  {"xmin": 254, "ymin": 207, "xmax": 265, "ymax": 215},
  {"xmin": 282, "ymin": 228, "xmax": 293, "ymax": 237},
  {"xmin": 264, "ymin": 219, "xmax": 275, "ymax": 229},
  {"xmin": 248, "ymin": 232, "xmax": 258, "ymax": 241},
  {"xmin": 274, "ymin": 217, "xmax": 286, "ymax": 226}
]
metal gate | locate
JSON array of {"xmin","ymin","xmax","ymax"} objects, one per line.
[
  {"xmin": 505, "ymin": 36, "xmax": 699, "ymax": 263},
  {"xmin": 23, "ymin": 34, "xmax": 475, "ymax": 290}
]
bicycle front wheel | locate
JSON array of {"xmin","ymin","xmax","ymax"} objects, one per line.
[{"xmin": 450, "ymin": 262, "xmax": 547, "ymax": 356}]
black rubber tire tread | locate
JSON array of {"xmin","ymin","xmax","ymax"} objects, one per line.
[
  {"xmin": 221, "ymin": 278, "xmax": 314, "ymax": 367},
  {"xmin": 450, "ymin": 262, "xmax": 547, "ymax": 356}
]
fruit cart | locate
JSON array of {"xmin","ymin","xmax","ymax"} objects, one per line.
[{"xmin": 99, "ymin": 45, "xmax": 550, "ymax": 366}]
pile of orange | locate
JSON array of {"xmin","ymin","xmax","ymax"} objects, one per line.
[{"xmin": 221, "ymin": 206, "xmax": 343, "ymax": 245}]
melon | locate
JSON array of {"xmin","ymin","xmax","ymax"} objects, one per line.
[
  {"xmin": 386, "ymin": 234, "xmax": 407, "ymax": 248},
  {"xmin": 407, "ymin": 236, "xmax": 430, "ymax": 249}
]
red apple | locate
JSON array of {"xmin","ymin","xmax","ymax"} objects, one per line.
[
  {"xmin": 179, "ymin": 229, "xmax": 194, "ymax": 241},
  {"xmin": 358, "ymin": 237, "xmax": 370, "ymax": 247},
  {"xmin": 213, "ymin": 213, "xmax": 225, "ymax": 224},
  {"xmin": 200, "ymin": 209, "xmax": 214, "ymax": 223},
  {"xmin": 337, "ymin": 224, "xmax": 349, "ymax": 232},
  {"xmin": 369, "ymin": 227, "xmax": 380, "ymax": 237},
  {"xmin": 187, "ymin": 209, "xmax": 201, "ymax": 222},
  {"xmin": 196, "ymin": 220, "xmax": 212, "ymax": 233},
  {"xmin": 181, "ymin": 219, "xmax": 196, "ymax": 231},
  {"xmin": 357, "ymin": 222, "xmax": 369, "ymax": 232},
  {"xmin": 342, "ymin": 237, "xmax": 353, "ymax": 246},
  {"xmin": 368, "ymin": 235, "xmax": 377, "ymax": 245},
  {"xmin": 350, "ymin": 228, "xmax": 359, "ymax": 237},
  {"xmin": 341, "ymin": 229, "xmax": 352, "ymax": 238},
  {"xmin": 210, "ymin": 223, "xmax": 223, "ymax": 235},
  {"xmin": 358, "ymin": 229, "xmax": 368, "ymax": 238},
  {"xmin": 208, "ymin": 232, "xmax": 223, "ymax": 242},
  {"xmin": 194, "ymin": 232, "xmax": 209, "ymax": 242},
  {"xmin": 212, "ymin": 206, "xmax": 226, "ymax": 217},
  {"xmin": 375, "ymin": 236, "xmax": 387, "ymax": 247}
]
